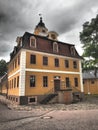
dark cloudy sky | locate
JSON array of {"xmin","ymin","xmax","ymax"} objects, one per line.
[{"xmin": 0, "ymin": 0, "xmax": 98, "ymax": 61}]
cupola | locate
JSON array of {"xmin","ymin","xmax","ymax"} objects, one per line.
[{"xmin": 34, "ymin": 16, "xmax": 48, "ymax": 36}]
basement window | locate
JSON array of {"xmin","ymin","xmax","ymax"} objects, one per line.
[
  {"xmin": 30, "ymin": 98, "xmax": 35, "ymax": 102},
  {"xmin": 28, "ymin": 97, "xmax": 37, "ymax": 104}
]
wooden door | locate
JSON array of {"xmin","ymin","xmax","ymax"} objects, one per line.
[{"xmin": 54, "ymin": 80, "xmax": 60, "ymax": 92}]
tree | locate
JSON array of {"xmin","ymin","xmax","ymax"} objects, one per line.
[
  {"xmin": 0, "ymin": 59, "xmax": 7, "ymax": 77},
  {"xmin": 80, "ymin": 14, "xmax": 98, "ymax": 72}
]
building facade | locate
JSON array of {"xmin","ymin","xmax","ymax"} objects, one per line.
[
  {"xmin": 2, "ymin": 17, "xmax": 83, "ymax": 104},
  {"xmin": 83, "ymin": 70, "xmax": 98, "ymax": 94}
]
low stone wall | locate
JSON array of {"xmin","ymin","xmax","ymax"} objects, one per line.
[{"xmin": 58, "ymin": 89, "xmax": 73, "ymax": 104}]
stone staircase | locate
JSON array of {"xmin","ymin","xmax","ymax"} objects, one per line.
[
  {"xmin": 72, "ymin": 87, "xmax": 84, "ymax": 103},
  {"xmin": 40, "ymin": 93, "xmax": 58, "ymax": 104}
]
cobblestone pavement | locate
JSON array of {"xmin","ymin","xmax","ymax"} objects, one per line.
[
  {"xmin": 0, "ymin": 95, "xmax": 98, "ymax": 111},
  {"xmin": 0, "ymin": 95, "xmax": 98, "ymax": 130}
]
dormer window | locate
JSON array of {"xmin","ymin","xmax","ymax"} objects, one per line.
[
  {"xmin": 53, "ymin": 42, "xmax": 58, "ymax": 53},
  {"xmin": 51, "ymin": 34, "xmax": 56, "ymax": 40},
  {"xmin": 70, "ymin": 46, "xmax": 75, "ymax": 55},
  {"xmin": 16, "ymin": 37, "xmax": 22, "ymax": 47},
  {"xmin": 30, "ymin": 36, "xmax": 36, "ymax": 48}
]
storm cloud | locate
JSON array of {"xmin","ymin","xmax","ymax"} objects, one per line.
[{"xmin": 0, "ymin": 0, "xmax": 98, "ymax": 61}]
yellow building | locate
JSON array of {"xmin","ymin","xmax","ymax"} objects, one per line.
[
  {"xmin": 83, "ymin": 70, "xmax": 98, "ymax": 94},
  {"xmin": 2, "ymin": 17, "xmax": 83, "ymax": 104}
]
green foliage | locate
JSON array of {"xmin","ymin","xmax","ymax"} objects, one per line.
[
  {"xmin": 80, "ymin": 14, "xmax": 98, "ymax": 70},
  {"xmin": 0, "ymin": 59, "xmax": 7, "ymax": 77}
]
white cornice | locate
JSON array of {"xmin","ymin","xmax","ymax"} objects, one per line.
[
  {"xmin": 8, "ymin": 70, "xmax": 20, "ymax": 79},
  {"xmin": 22, "ymin": 49, "xmax": 81, "ymax": 61},
  {"xmin": 25, "ymin": 68, "xmax": 80, "ymax": 74}
]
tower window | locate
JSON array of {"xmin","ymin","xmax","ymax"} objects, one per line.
[{"xmin": 42, "ymin": 29, "xmax": 46, "ymax": 33}]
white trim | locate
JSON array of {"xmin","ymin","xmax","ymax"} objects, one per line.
[
  {"xmin": 22, "ymin": 48, "xmax": 81, "ymax": 61},
  {"xmin": 8, "ymin": 70, "xmax": 20, "ymax": 79},
  {"xmin": 19, "ymin": 50, "xmax": 26, "ymax": 96},
  {"xmin": 26, "ymin": 68, "xmax": 80, "ymax": 74},
  {"xmin": 79, "ymin": 60, "xmax": 84, "ymax": 92}
]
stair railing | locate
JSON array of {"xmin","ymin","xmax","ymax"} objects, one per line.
[{"xmin": 44, "ymin": 87, "xmax": 54, "ymax": 95}]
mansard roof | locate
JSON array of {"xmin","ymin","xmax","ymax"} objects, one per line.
[
  {"xmin": 22, "ymin": 32, "xmax": 82, "ymax": 59},
  {"xmin": 10, "ymin": 32, "xmax": 82, "ymax": 61}
]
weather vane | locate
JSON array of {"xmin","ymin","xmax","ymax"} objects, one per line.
[
  {"xmin": 39, "ymin": 14, "xmax": 42, "ymax": 17},
  {"xmin": 39, "ymin": 14, "xmax": 42, "ymax": 22}
]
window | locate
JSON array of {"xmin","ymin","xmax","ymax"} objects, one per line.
[
  {"xmin": 14, "ymin": 78, "xmax": 16, "ymax": 88},
  {"xmin": 42, "ymin": 29, "xmax": 46, "ymax": 33},
  {"xmin": 18, "ymin": 55, "xmax": 20, "ymax": 65},
  {"xmin": 12, "ymin": 79, "xmax": 13, "ymax": 88},
  {"xmin": 73, "ymin": 61, "xmax": 77, "ymax": 69},
  {"xmin": 30, "ymin": 36, "xmax": 36, "ymax": 48},
  {"xmin": 17, "ymin": 76, "xmax": 19, "ymax": 87},
  {"xmin": 43, "ymin": 76, "xmax": 48, "ymax": 87},
  {"xmin": 30, "ymin": 55, "xmax": 36, "ymax": 64},
  {"xmin": 55, "ymin": 58, "xmax": 59, "ymax": 67},
  {"xmin": 83, "ymin": 80, "xmax": 85, "ymax": 84},
  {"xmin": 43, "ymin": 56, "xmax": 48, "ymax": 65},
  {"xmin": 29, "ymin": 98, "xmax": 35, "ymax": 102},
  {"xmin": 66, "ymin": 77, "xmax": 70, "ymax": 88},
  {"xmin": 51, "ymin": 34, "xmax": 56, "ymax": 40},
  {"xmin": 74, "ymin": 78, "xmax": 78, "ymax": 87},
  {"xmin": 65, "ymin": 60, "xmax": 69, "ymax": 68},
  {"xmin": 14, "ymin": 59, "xmax": 17, "ymax": 68},
  {"xmin": 13, "ymin": 62, "xmax": 14, "ymax": 70},
  {"xmin": 91, "ymin": 80, "xmax": 95, "ymax": 84},
  {"xmin": 53, "ymin": 42, "xmax": 58, "ymax": 52},
  {"xmin": 28, "ymin": 97, "xmax": 36, "ymax": 104},
  {"xmin": 70, "ymin": 46, "xmax": 75, "ymax": 55},
  {"xmin": 30, "ymin": 75, "xmax": 36, "ymax": 87},
  {"xmin": 16, "ymin": 98, "xmax": 18, "ymax": 102},
  {"xmin": 10, "ymin": 80, "xmax": 11, "ymax": 89}
]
